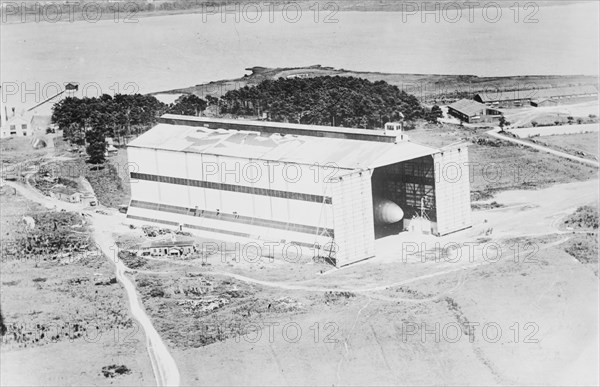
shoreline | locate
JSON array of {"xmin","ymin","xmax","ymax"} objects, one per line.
[
  {"xmin": 0, "ymin": 0, "xmax": 592, "ymax": 26},
  {"xmin": 151, "ymin": 65, "xmax": 599, "ymax": 103}
]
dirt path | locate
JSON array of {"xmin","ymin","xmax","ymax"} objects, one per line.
[
  {"xmin": 2, "ymin": 178, "xmax": 181, "ymax": 387},
  {"xmin": 486, "ymin": 127, "xmax": 599, "ymax": 167},
  {"xmin": 93, "ymin": 224, "xmax": 181, "ymax": 387},
  {"xmin": 140, "ymin": 235, "xmax": 568, "ymax": 296}
]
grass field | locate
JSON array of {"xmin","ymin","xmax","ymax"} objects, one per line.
[
  {"xmin": 0, "ymin": 136, "xmax": 54, "ymax": 165},
  {"xmin": 407, "ymin": 123, "xmax": 598, "ymax": 201},
  {"xmin": 540, "ymin": 132, "xmax": 600, "ymax": 158}
]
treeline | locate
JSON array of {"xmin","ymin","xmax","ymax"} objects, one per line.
[
  {"xmin": 52, "ymin": 93, "xmax": 205, "ymax": 163},
  {"xmin": 219, "ymin": 76, "xmax": 425, "ymax": 128},
  {"xmin": 53, "ymin": 94, "xmax": 165, "ymax": 142},
  {"xmin": 52, "ymin": 77, "xmax": 435, "ymax": 163}
]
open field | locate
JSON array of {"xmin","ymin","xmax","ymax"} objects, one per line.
[
  {"xmin": 509, "ymin": 124, "xmax": 599, "ymax": 139},
  {"xmin": 405, "ymin": 122, "xmax": 599, "ymax": 201},
  {"xmin": 109, "ymin": 178, "xmax": 599, "ymax": 386},
  {"xmin": 502, "ymin": 101, "xmax": 599, "ymax": 128},
  {"xmin": 536, "ymin": 132, "xmax": 600, "ymax": 158},
  {"xmin": 0, "ymin": 135, "xmax": 54, "ymax": 165},
  {"xmin": 0, "ymin": 190, "xmax": 154, "ymax": 386},
  {"xmin": 171, "ymin": 241, "xmax": 598, "ymax": 386}
]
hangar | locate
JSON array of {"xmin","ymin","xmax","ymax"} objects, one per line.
[{"xmin": 126, "ymin": 116, "xmax": 472, "ymax": 267}]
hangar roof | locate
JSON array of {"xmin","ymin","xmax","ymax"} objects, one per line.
[
  {"xmin": 160, "ymin": 114, "xmax": 397, "ymax": 143},
  {"xmin": 128, "ymin": 123, "xmax": 440, "ymax": 170}
]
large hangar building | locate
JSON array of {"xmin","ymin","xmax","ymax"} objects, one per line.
[{"xmin": 126, "ymin": 115, "xmax": 472, "ymax": 267}]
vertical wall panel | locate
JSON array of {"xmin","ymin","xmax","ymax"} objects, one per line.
[
  {"xmin": 433, "ymin": 147, "xmax": 472, "ymax": 235},
  {"xmin": 331, "ymin": 170, "xmax": 375, "ymax": 267}
]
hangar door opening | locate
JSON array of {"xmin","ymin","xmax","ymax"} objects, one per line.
[{"xmin": 371, "ymin": 156, "xmax": 436, "ymax": 238}]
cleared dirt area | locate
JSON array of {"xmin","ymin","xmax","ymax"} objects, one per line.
[
  {"xmin": 111, "ymin": 178, "xmax": 599, "ymax": 386},
  {"xmin": 169, "ymin": 240, "xmax": 598, "ymax": 386},
  {"xmin": 0, "ymin": 190, "xmax": 154, "ymax": 386},
  {"xmin": 502, "ymin": 101, "xmax": 599, "ymax": 128}
]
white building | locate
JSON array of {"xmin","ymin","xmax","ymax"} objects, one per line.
[
  {"xmin": 1, "ymin": 115, "xmax": 34, "ymax": 138},
  {"xmin": 49, "ymin": 185, "xmax": 81, "ymax": 203},
  {"xmin": 126, "ymin": 116, "xmax": 472, "ymax": 267}
]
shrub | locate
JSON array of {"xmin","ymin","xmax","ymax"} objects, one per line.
[
  {"xmin": 149, "ymin": 287, "xmax": 165, "ymax": 298},
  {"xmin": 101, "ymin": 364, "xmax": 131, "ymax": 378},
  {"xmin": 564, "ymin": 206, "xmax": 599, "ymax": 230}
]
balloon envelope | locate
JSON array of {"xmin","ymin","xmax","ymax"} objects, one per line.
[{"xmin": 373, "ymin": 197, "xmax": 404, "ymax": 225}]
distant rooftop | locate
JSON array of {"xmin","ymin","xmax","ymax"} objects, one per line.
[
  {"xmin": 128, "ymin": 123, "xmax": 440, "ymax": 170},
  {"xmin": 476, "ymin": 85, "xmax": 598, "ymax": 103},
  {"xmin": 448, "ymin": 99, "xmax": 489, "ymax": 116}
]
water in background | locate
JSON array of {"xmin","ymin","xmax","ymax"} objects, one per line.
[{"xmin": 1, "ymin": 1, "xmax": 598, "ymax": 112}]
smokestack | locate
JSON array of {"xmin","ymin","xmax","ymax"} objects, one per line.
[{"xmin": 11, "ymin": 107, "xmax": 15, "ymax": 118}]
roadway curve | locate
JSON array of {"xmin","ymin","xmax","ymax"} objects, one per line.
[
  {"xmin": 2, "ymin": 178, "xmax": 181, "ymax": 387},
  {"xmin": 94, "ymin": 228, "xmax": 180, "ymax": 387},
  {"xmin": 487, "ymin": 127, "xmax": 600, "ymax": 167}
]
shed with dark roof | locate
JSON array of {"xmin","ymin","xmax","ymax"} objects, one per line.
[{"xmin": 447, "ymin": 99, "xmax": 502, "ymax": 123}]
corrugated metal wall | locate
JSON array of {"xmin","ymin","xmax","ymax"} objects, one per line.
[
  {"xmin": 433, "ymin": 147, "xmax": 472, "ymax": 236},
  {"xmin": 127, "ymin": 147, "xmax": 338, "ymax": 249},
  {"xmin": 330, "ymin": 170, "xmax": 375, "ymax": 267}
]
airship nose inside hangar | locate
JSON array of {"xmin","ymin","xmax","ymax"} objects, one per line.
[
  {"xmin": 373, "ymin": 197, "xmax": 404, "ymax": 226},
  {"xmin": 127, "ymin": 115, "xmax": 472, "ymax": 267}
]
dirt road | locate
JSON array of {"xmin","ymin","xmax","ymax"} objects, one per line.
[
  {"xmin": 2, "ymin": 178, "xmax": 181, "ymax": 387},
  {"xmin": 93, "ymin": 224, "xmax": 181, "ymax": 387},
  {"xmin": 486, "ymin": 128, "xmax": 599, "ymax": 167}
]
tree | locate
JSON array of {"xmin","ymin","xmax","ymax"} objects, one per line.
[
  {"xmin": 85, "ymin": 126, "xmax": 107, "ymax": 164},
  {"xmin": 427, "ymin": 105, "xmax": 443, "ymax": 123},
  {"xmin": 499, "ymin": 116, "xmax": 510, "ymax": 131},
  {"xmin": 169, "ymin": 94, "xmax": 207, "ymax": 116},
  {"xmin": 219, "ymin": 76, "xmax": 425, "ymax": 128},
  {"xmin": 0, "ymin": 307, "xmax": 6, "ymax": 336},
  {"xmin": 205, "ymin": 95, "xmax": 219, "ymax": 106}
]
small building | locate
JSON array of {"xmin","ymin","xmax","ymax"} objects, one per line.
[
  {"xmin": 1, "ymin": 115, "xmax": 33, "ymax": 138},
  {"xmin": 139, "ymin": 237, "xmax": 197, "ymax": 257},
  {"xmin": 50, "ymin": 185, "xmax": 81, "ymax": 203},
  {"xmin": 447, "ymin": 99, "xmax": 502, "ymax": 124}
]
